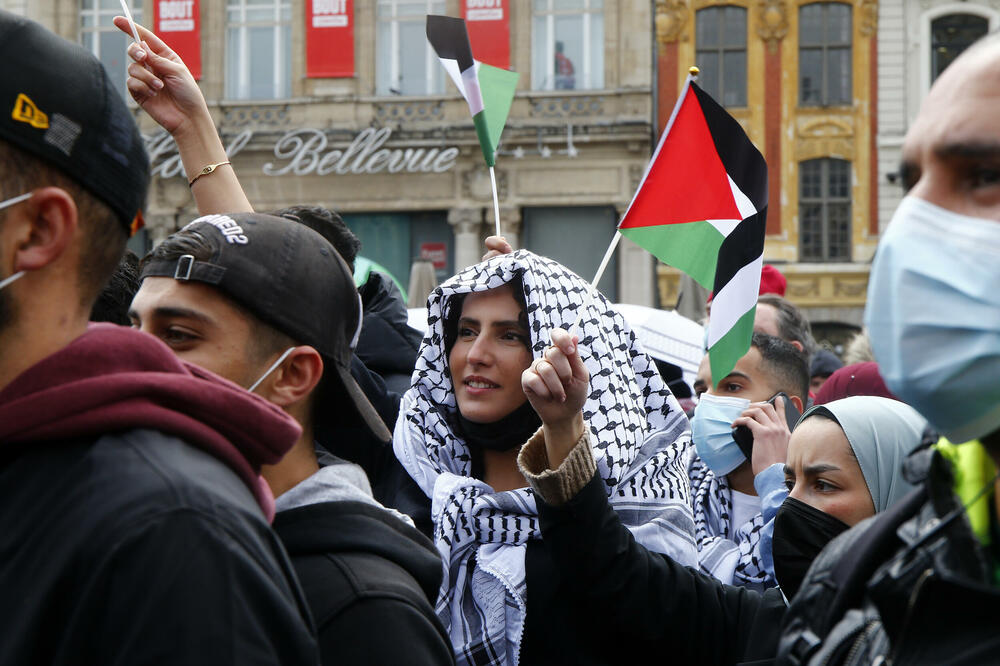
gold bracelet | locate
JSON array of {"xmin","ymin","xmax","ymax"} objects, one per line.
[{"xmin": 188, "ymin": 160, "xmax": 232, "ymax": 187}]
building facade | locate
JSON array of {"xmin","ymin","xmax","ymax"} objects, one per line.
[
  {"xmin": 877, "ymin": 0, "xmax": 997, "ymax": 232},
  {"xmin": 5, "ymin": 0, "xmax": 661, "ymax": 305},
  {"xmin": 655, "ymin": 0, "xmax": 879, "ymax": 346}
]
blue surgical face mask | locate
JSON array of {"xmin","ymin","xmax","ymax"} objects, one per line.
[
  {"xmin": 691, "ymin": 392, "xmax": 751, "ymax": 476},
  {"xmin": 0, "ymin": 192, "xmax": 33, "ymax": 292},
  {"xmin": 865, "ymin": 196, "xmax": 1000, "ymax": 443}
]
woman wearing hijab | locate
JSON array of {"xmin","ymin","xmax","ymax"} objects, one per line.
[
  {"xmin": 393, "ymin": 250, "xmax": 698, "ymax": 665},
  {"xmin": 517, "ymin": 335, "xmax": 930, "ymax": 664}
]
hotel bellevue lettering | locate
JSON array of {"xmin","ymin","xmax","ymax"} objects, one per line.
[{"xmin": 146, "ymin": 126, "xmax": 460, "ymax": 179}]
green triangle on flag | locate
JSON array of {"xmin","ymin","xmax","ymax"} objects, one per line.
[{"xmin": 427, "ymin": 15, "xmax": 519, "ymax": 167}]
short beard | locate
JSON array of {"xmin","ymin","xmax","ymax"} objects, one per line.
[{"xmin": 0, "ymin": 284, "xmax": 14, "ymax": 334}]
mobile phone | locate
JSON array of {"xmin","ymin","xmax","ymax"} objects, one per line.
[{"xmin": 731, "ymin": 392, "xmax": 801, "ymax": 460}]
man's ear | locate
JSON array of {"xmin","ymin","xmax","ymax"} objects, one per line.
[
  {"xmin": 790, "ymin": 340, "xmax": 805, "ymax": 353},
  {"xmin": 266, "ymin": 346, "xmax": 324, "ymax": 409},
  {"xmin": 9, "ymin": 188, "xmax": 78, "ymax": 273},
  {"xmin": 789, "ymin": 394, "xmax": 804, "ymax": 414}
]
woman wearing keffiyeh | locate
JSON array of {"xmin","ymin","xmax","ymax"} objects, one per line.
[{"xmin": 393, "ymin": 250, "xmax": 698, "ymax": 665}]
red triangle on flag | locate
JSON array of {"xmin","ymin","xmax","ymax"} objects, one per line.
[{"xmin": 620, "ymin": 91, "xmax": 742, "ymax": 229}]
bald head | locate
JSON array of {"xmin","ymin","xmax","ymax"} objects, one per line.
[{"xmin": 900, "ymin": 33, "xmax": 1000, "ymax": 221}]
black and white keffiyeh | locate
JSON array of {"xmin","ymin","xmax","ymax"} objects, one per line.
[
  {"xmin": 393, "ymin": 251, "xmax": 698, "ymax": 666},
  {"xmin": 686, "ymin": 449, "xmax": 775, "ymax": 591}
]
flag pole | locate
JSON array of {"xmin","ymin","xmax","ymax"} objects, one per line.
[
  {"xmin": 570, "ymin": 66, "xmax": 700, "ymax": 333},
  {"xmin": 489, "ymin": 165, "xmax": 502, "ymax": 237}
]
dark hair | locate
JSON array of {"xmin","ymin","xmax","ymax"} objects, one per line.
[
  {"xmin": 141, "ymin": 228, "xmax": 295, "ymax": 363},
  {"xmin": 750, "ymin": 331, "xmax": 810, "ymax": 401},
  {"xmin": 757, "ymin": 293, "xmax": 816, "ymax": 358},
  {"xmin": 442, "ymin": 276, "xmax": 531, "ymax": 360},
  {"xmin": 273, "ymin": 205, "xmax": 361, "ymax": 273},
  {"xmin": 90, "ymin": 250, "xmax": 140, "ymax": 325},
  {"xmin": 0, "ymin": 139, "xmax": 126, "ymax": 308}
]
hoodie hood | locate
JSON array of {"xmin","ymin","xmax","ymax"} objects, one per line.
[
  {"xmin": 0, "ymin": 324, "xmax": 302, "ymax": 520},
  {"xmin": 273, "ymin": 498, "xmax": 443, "ymax": 604}
]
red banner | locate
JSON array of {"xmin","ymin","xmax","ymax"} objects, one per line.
[
  {"xmin": 154, "ymin": 0, "xmax": 201, "ymax": 80},
  {"xmin": 462, "ymin": 0, "xmax": 509, "ymax": 70},
  {"xmin": 307, "ymin": 0, "xmax": 354, "ymax": 78}
]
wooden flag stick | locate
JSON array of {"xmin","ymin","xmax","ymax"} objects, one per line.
[{"xmin": 489, "ymin": 165, "xmax": 501, "ymax": 237}]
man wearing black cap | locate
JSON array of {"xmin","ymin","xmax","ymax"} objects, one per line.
[
  {"xmin": 0, "ymin": 11, "xmax": 318, "ymax": 665},
  {"xmin": 130, "ymin": 213, "xmax": 454, "ymax": 666}
]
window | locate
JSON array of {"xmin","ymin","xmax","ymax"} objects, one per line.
[
  {"xmin": 695, "ymin": 6, "xmax": 747, "ymax": 107},
  {"xmin": 532, "ymin": 0, "xmax": 604, "ymax": 91},
  {"xmin": 80, "ymin": 0, "xmax": 143, "ymax": 101},
  {"xmin": 799, "ymin": 2, "xmax": 851, "ymax": 106},
  {"xmin": 931, "ymin": 14, "xmax": 988, "ymax": 81},
  {"xmin": 376, "ymin": 0, "xmax": 446, "ymax": 96},
  {"xmin": 800, "ymin": 158, "xmax": 851, "ymax": 262},
  {"xmin": 226, "ymin": 0, "xmax": 291, "ymax": 100}
]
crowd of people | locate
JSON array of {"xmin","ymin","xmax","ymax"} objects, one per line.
[{"xmin": 2, "ymin": 9, "xmax": 1000, "ymax": 665}]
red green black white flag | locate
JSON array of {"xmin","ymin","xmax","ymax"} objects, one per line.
[
  {"xmin": 426, "ymin": 15, "xmax": 518, "ymax": 167},
  {"xmin": 618, "ymin": 78, "xmax": 767, "ymax": 385}
]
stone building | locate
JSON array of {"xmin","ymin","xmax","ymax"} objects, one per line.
[
  {"xmin": 4, "ymin": 0, "xmax": 661, "ymax": 305},
  {"xmin": 655, "ymin": 0, "xmax": 879, "ymax": 346}
]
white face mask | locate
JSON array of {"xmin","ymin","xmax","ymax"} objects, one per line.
[
  {"xmin": 0, "ymin": 192, "xmax": 33, "ymax": 292},
  {"xmin": 247, "ymin": 346, "xmax": 297, "ymax": 393}
]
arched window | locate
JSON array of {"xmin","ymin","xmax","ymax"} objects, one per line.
[
  {"xmin": 799, "ymin": 2, "xmax": 852, "ymax": 106},
  {"xmin": 931, "ymin": 14, "xmax": 988, "ymax": 81},
  {"xmin": 800, "ymin": 158, "xmax": 851, "ymax": 262},
  {"xmin": 695, "ymin": 5, "xmax": 747, "ymax": 107}
]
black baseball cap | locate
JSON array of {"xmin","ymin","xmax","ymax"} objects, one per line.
[
  {"xmin": 0, "ymin": 11, "xmax": 148, "ymax": 229},
  {"xmin": 141, "ymin": 213, "xmax": 392, "ymax": 443}
]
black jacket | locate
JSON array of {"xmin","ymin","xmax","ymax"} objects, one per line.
[
  {"xmin": 778, "ymin": 445, "xmax": 1000, "ymax": 665},
  {"xmin": 272, "ymin": 500, "xmax": 454, "ymax": 665},
  {"xmin": 529, "ymin": 473, "xmax": 786, "ymax": 665},
  {"xmin": 356, "ymin": 270, "xmax": 424, "ymax": 395},
  {"xmin": 0, "ymin": 433, "xmax": 318, "ymax": 665}
]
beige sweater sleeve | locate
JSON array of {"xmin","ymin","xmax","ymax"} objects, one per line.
[{"xmin": 517, "ymin": 426, "xmax": 597, "ymax": 506}]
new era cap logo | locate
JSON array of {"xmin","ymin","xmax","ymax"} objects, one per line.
[{"xmin": 11, "ymin": 93, "xmax": 48, "ymax": 129}]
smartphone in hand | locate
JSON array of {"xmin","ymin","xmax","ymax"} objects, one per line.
[{"xmin": 731, "ymin": 392, "xmax": 801, "ymax": 459}]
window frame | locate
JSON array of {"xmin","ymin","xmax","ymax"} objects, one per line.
[
  {"xmin": 79, "ymin": 0, "xmax": 142, "ymax": 103},
  {"xmin": 375, "ymin": 0, "xmax": 447, "ymax": 96},
  {"xmin": 799, "ymin": 158, "xmax": 852, "ymax": 263},
  {"xmin": 531, "ymin": 0, "xmax": 605, "ymax": 92},
  {"xmin": 798, "ymin": 1, "xmax": 853, "ymax": 107},
  {"xmin": 694, "ymin": 5, "xmax": 748, "ymax": 108},
  {"xmin": 225, "ymin": 0, "xmax": 292, "ymax": 101}
]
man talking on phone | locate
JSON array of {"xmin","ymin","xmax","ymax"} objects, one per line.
[{"xmin": 686, "ymin": 333, "xmax": 808, "ymax": 590}]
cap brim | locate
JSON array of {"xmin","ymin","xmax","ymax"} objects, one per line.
[{"xmin": 334, "ymin": 363, "xmax": 393, "ymax": 444}]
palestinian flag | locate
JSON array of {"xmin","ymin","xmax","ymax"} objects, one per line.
[
  {"xmin": 619, "ymin": 80, "xmax": 767, "ymax": 385},
  {"xmin": 426, "ymin": 15, "xmax": 518, "ymax": 167}
]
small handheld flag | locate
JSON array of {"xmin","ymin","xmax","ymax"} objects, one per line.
[
  {"xmin": 427, "ymin": 15, "xmax": 518, "ymax": 236},
  {"xmin": 614, "ymin": 72, "xmax": 768, "ymax": 386}
]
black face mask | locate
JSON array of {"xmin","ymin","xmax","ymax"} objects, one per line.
[
  {"xmin": 772, "ymin": 497, "xmax": 850, "ymax": 599},
  {"xmin": 456, "ymin": 400, "xmax": 542, "ymax": 452}
]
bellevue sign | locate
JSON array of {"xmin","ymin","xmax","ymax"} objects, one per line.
[{"xmin": 146, "ymin": 127, "xmax": 460, "ymax": 179}]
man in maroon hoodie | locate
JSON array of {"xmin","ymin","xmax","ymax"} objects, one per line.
[{"xmin": 0, "ymin": 12, "xmax": 318, "ymax": 664}]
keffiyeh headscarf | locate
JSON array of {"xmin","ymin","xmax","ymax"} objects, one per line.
[
  {"xmin": 687, "ymin": 450, "xmax": 773, "ymax": 591},
  {"xmin": 393, "ymin": 251, "xmax": 697, "ymax": 665}
]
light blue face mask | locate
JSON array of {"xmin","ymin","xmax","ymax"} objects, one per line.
[
  {"xmin": 0, "ymin": 192, "xmax": 33, "ymax": 292},
  {"xmin": 691, "ymin": 392, "xmax": 751, "ymax": 476},
  {"xmin": 865, "ymin": 196, "xmax": 1000, "ymax": 443}
]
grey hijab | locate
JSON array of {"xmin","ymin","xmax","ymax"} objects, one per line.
[{"xmin": 800, "ymin": 396, "xmax": 929, "ymax": 512}]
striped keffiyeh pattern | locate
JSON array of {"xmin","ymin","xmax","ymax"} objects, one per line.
[{"xmin": 393, "ymin": 250, "xmax": 698, "ymax": 665}]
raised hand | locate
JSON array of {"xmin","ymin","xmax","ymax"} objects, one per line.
[
  {"xmin": 732, "ymin": 396, "xmax": 792, "ymax": 476},
  {"xmin": 482, "ymin": 235, "xmax": 514, "ymax": 262},
  {"xmin": 522, "ymin": 328, "xmax": 589, "ymax": 468},
  {"xmin": 114, "ymin": 16, "xmax": 208, "ymax": 137}
]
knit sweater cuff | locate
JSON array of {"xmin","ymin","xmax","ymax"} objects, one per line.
[{"xmin": 518, "ymin": 427, "xmax": 597, "ymax": 506}]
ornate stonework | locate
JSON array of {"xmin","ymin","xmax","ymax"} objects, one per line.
[
  {"xmin": 858, "ymin": 0, "xmax": 878, "ymax": 37},
  {"xmin": 462, "ymin": 168, "xmax": 508, "ymax": 201},
  {"xmin": 656, "ymin": 0, "xmax": 690, "ymax": 46},
  {"xmin": 756, "ymin": 0, "xmax": 789, "ymax": 52}
]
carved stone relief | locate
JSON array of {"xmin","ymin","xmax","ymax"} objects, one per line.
[
  {"xmin": 757, "ymin": 0, "xmax": 789, "ymax": 52},
  {"xmin": 656, "ymin": 0, "xmax": 690, "ymax": 46}
]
